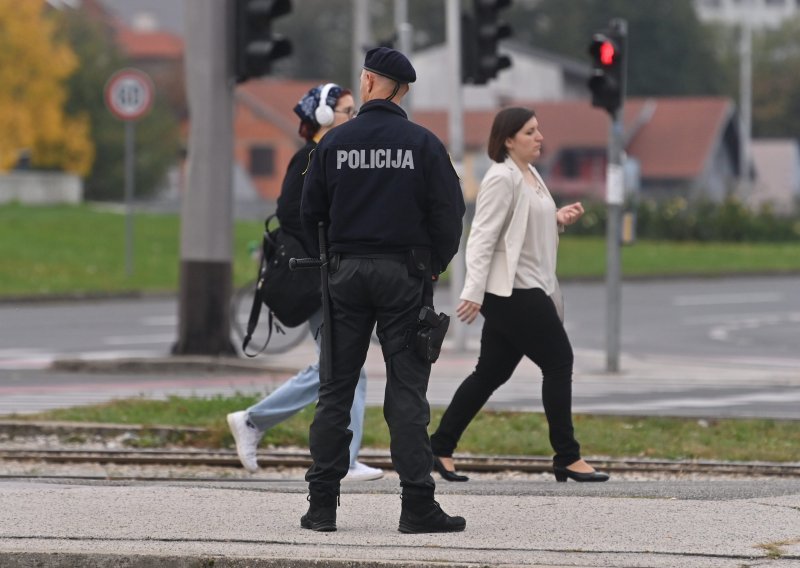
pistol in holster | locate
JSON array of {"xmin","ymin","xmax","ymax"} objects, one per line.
[
  {"xmin": 407, "ymin": 248, "xmax": 450, "ymax": 364},
  {"xmin": 414, "ymin": 305, "xmax": 450, "ymax": 363}
]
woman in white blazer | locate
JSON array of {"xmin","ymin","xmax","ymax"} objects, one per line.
[{"xmin": 430, "ymin": 107, "xmax": 608, "ymax": 483}]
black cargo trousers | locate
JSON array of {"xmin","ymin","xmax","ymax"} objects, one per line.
[{"xmin": 306, "ymin": 255, "xmax": 436, "ymax": 498}]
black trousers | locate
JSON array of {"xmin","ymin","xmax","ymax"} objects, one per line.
[
  {"xmin": 306, "ymin": 257, "xmax": 436, "ymax": 497},
  {"xmin": 430, "ymin": 287, "xmax": 581, "ymax": 468}
]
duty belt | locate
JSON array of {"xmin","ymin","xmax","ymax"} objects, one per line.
[{"xmin": 338, "ymin": 252, "xmax": 407, "ymax": 262}]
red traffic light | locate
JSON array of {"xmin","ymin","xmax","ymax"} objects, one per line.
[
  {"xmin": 599, "ymin": 40, "xmax": 615, "ymax": 66},
  {"xmin": 587, "ymin": 26, "xmax": 626, "ymax": 114},
  {"xmin": 589, "ymin": 34, "xmax": 618, "ymax": 67}
]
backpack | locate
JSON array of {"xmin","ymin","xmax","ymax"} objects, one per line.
[{"xmin": 241, "ymin": 215, "xmax": 321, "ymax": 356}]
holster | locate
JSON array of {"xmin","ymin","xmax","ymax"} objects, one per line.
[
  {"xmin": 379, "ymin": 248, "xmax": 451, "ymax": 364},
  {"xmin": 409, "ymin": 248, "xmax": 449, "ymax": 364},
  {"xmin": 414, "ymin": 306, "xmax": 450, "ymax": 363}
]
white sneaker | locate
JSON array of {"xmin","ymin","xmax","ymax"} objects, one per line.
[
  {"xmin": 344, "ymin": 461, "xmax": 384, "ymax": 481},
  {"xmin": 226, "ymin": 411, "xmax": 262, "ymax": 473}
]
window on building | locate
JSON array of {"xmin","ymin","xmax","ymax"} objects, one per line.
[
  {"xmin": 249, "ymin": 145, "xmax": 275, "ymax": 177},
  {"xmin": 766, "ymin": 0, "xmax": 785, "ymax": 6},
  {"xmin": 561, "ymin": 150, "xmax": 580, "ymax": 178}
]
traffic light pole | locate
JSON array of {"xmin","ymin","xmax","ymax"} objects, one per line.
[
  {"xmin": 587, "ymin": 17, "xmax": 626, "ymax": 373},
  {"xmin": 173, "ymin": 0, "xmax": 236, "ymax": 356},
  {"xmin": 446, "ymin": 0, "xmax": 468, "ymax": 352},
  {"xmin": 605, "ymin": 110, "xmax": 624, "ymax": 373}
]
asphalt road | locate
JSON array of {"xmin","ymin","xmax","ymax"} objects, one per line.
[
  {"xmin": 2, "ymin": 275, "xmax": 798, "ymax": 365},
  {"xmin": 1, "ymin": 275, "xmax": 798, "ymax": 418}
]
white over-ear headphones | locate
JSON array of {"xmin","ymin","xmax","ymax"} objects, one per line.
[{"xmin": 314, "ymin": 83, "xmax": 336, "ymax": 127}]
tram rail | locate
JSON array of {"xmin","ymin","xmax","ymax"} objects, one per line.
[{"xmin": 1, "ymin": 448, "xmax": 798, "ymax": 478}]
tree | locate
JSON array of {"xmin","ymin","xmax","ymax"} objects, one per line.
[
  {"xmin": 0, "ymin": 0, "xmax": 93, "ymax": 174},
  {"xmin": 52, "ymin": 6, "xmax": 181, "ymax": 201},
  {"xmin": 271, "ymin": 0, "xmax": 446, "ymax": 87},
  {"xmin": 271, "ymin": 0, "xmax": 354, "ymax": 85},
  {"xmin": 751, "ymin": 16, "xmax": 800, "ymax": 138},
  {"xmin": 508, "ymin": 0, "xmax": 727, "ymax": 97}
]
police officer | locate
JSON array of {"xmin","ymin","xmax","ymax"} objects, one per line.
[{"xmin": 300, "ymin": 47, "xmax": 466, "ymax": 534}]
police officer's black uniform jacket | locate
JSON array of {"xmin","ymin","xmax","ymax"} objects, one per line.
[
  {"xmin": 301, "ymin": 99, "xmax": 465, "ymax": 274},
  {"xmin": 300, "ymin": 98, "xmax": 465, "ymax": 496}
]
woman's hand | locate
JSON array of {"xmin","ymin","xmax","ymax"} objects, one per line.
[
  {"xmin": 556, "ymin": 202, "xmax": 585, "ymax": 226},
  {"xmin": 456, "ymin": 300, "xmax": 481, "ymax": 324}
]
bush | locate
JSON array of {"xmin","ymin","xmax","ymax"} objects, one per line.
[{"xmin": 566, "ymin": 197, "xmax": 800, "ymax": 242}]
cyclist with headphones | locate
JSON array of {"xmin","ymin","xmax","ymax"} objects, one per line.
[{"xmin": 226, "ymin": 83, "xmax": 383, "ymax": 482}]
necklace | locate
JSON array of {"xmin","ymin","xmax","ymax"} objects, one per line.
[{"xmin": 529, "ymin": 176, "xmax": 546, "ymax": 198}]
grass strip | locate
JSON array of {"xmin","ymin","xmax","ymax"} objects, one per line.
[
  {"xmin": 2, "ymin": 204, "xmax": 800, "ymax": 297},
  {"xmin": 17, "ymin": 394, "xmax": 800, "ymax": 462}
]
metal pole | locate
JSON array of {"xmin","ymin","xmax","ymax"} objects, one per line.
[
  {"xmin": 394, "ymin": 0, "xmax": 408, "ymax": 38},
  {"xmin": 446, "ymin": 0, "xmax": 467, "ymax": 351},
  {"xmin": 605, "ymin": 110, "xmax": 624, "ymax": 373},
  {"xmin": 173, "ymin": 0, "xmax": 235, "ymax": 355},
  {"xmin": 124, "ymin": 121, "xmax": 135, "ymax": 278},
  {"xmin": 352, "ymin": 0, "xmax": 371, "ymax": 101},
  {"xmin": 738, "ymin": 0, "xmax": 752, "ymax": 198},
  {"xmin": 394, "ymin": 0, "xmax": 413, "ymax": 117}
]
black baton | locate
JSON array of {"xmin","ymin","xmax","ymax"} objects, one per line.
[{"xmin": 289, "ymin": 222, "xmax": 332, "ymax": 382}]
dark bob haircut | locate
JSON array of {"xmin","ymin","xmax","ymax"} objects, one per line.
[{"xmin": 487, "ymin": 107, "xmax": 536, "ymax": 163}]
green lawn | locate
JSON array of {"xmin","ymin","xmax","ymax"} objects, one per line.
[
  {"xmin": 20, "ymin": 394, "xmax": 800, "ymax": 462},
  {"xmin": 1, "ymin": 203, "xmax": 799, "ymax": 298},
  {"xmin": 557, "ymin": 237, "xmax": 800, "ymax": 279},
  {"xmin": 0, "ymin": 203, "xmax": 262, "ymax": 296}
]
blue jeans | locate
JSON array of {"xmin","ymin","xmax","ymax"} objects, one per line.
[{"xmin": 246, "ymin": 308, "xmax": 367, "ymax": 467}]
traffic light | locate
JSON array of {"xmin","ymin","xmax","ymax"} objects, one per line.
[
  {"xmin": 587, "ymin": 20, "xmax": 627, "ymax": 114},
  {"xmin": 234, "ymin": 0, "xmax": 293, "ymax": 83},
  {"xmin": 462, "ymin": 0, "xmax": 513, "ymax": 85}
]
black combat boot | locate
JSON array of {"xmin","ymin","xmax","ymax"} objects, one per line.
[
  {"xmin": 398, "ymin": 493, "xmax": 466, "ymax": 534},
  {"xmin": 300, "ymin": 488, "xmax": 338, "ymax": 532}
]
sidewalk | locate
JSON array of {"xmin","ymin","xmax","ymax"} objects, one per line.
[
  {"xmin": 1, "ymin": 474, "xmax": 799, "ymax": 567},
  {"xmin": 5, "ymin": 332, "xmax": 800, "ymax": 566}
]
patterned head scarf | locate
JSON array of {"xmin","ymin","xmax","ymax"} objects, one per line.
[{"xmin": 293, "ymin": 83, "xmax": 344, "ymax": 127}]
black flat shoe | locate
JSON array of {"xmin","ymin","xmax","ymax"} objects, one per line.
[
  {"xmin": 553, "ymin": 466, "xmax": 610, "ymax": 483},
  {"xmin": 433, "ymin": 456, "xmax": 469, "ymax": 482}
]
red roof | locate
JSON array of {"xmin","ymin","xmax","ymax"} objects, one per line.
[
  {"xmin": 116, "ymin": 28, "xmax": 184, "ymax": 60},
  {"xmin": 415, "ymin": 97, "xmax": 735, "ymax": 181},
  {"xmin": 625, "ymin": 98, "xmax": 734, "ymax": 179}
]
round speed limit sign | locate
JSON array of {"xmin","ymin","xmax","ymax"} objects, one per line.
[{"xmin": 104, "ymin": 68, "xmax": 154, "ymax": 121}]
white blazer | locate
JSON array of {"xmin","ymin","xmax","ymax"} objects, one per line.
[{"xmin": 460, "ymin": 157, "xmax": 564, "ymax": 319}]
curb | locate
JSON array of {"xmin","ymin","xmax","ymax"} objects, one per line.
[
  {"xmin": 49, "ymin": 356, "xmax": 298, "ymax": 375},
  {"xmin": 0, "ymin": 553, "xmax": 487, "ymax": 568}
]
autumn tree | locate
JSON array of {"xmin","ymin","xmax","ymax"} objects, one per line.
[{"xmin": 0, "ymin": 0, "xmax": 93, "ymax": 174}]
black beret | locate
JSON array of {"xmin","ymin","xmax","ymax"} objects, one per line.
[{"xmin": 363, "ymin": 47, "xmax": 416, "ymax": 84}]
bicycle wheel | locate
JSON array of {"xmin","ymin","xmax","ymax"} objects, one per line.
[{"xmin": 230, "ymin": 280, "xmax": 310, "ymax": 355}]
